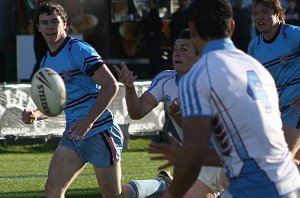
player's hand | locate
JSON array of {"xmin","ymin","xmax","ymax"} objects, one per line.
[
  {"xmin": 149, "ymin": 132, "xmax": 182, "ymax": 170},
  {"xmin": 163, "ymin": 191, "xmax": 174, "ymax": 198},
  {"xmin": 113, "ymin": 62, "xmax": 137, "ymax": 90},
  {"xmin": 169, "ymin": 98, "xmax": 180, "ymax": 116},
  {"xmin": 21, "ymin": 109, "xmax": 36, "ymax": 124},
  {"xmin": 291, "ymin": 96, "xmax": 300, "ymax": 108},
  {"xmin": 68, "ymin": 118, "xmax": 93, "ymax": 141}
]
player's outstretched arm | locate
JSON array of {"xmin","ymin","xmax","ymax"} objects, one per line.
[
  {"xmin": 114, "ymin": 62, "xmax": 157, "ymax": 119},
  {"xmin": 21, "ymin": 109, "xmax": 48, "ymax": 124}
]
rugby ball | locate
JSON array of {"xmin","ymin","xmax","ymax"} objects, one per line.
[{"xmin": 31, "ymin": 68, "xmax": 66, "ymax": 117}]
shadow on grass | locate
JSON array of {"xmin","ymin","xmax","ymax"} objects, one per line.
[
  {"xmin": 0, "ymin": 136, "xmax": 155, "ymax": 154},
  {"xmin": 0, "ymin": 188, "xmax": 101, "ymax": 198},
  {"xmin": 0, "ymin": 143, "xmax": 57, "ymax": 154}
]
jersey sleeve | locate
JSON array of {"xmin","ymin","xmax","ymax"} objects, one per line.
[
  {"xmin": 179, "ymin": 58, "xmax": 212, "ymax": 118},
  {"xmin": 69, "ymin": 40, "xmax": 104, "ymax": 76},
  {"xmin": 147, "ymin": 70, "xmax": 175, "ymax": 103},
  {"xmin": 285, "ymin": 25, "xmax": 300, "ymax": 50}
]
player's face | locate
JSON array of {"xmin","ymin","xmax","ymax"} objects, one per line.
[
  {"xmin": 38, "ymin": 11, "xmax": 67, "ymax": 49},
  {"xmin": 251, "ymin": 3, "xmax": 279, "ymax": 35},
  {"xmin": 172, "ymin": 39, "xmax": 198, "ymax": 76}
]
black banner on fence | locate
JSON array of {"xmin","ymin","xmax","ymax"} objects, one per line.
[{"xmin": 0, "ymin": 83, "xmax": 164, "ymax": 139}]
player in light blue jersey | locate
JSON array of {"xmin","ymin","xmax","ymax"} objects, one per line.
[
  {"xmin": 164, "ymin": 0, "xmax": 300, "ymax": 197},
  {"xmin": 21, "ymin": 2, "xmax": 169, "ymax": 198},
  {"xmin": 115, "ymin": 29, "xmax": 228, "ymax": 197},
  {"xmin": 248, "ymin": 0, "xmax": 300, "ymax": 164}
]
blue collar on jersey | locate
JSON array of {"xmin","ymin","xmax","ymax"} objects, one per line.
[
  {"xmin": 201, "ymin": 37, "xmax": 236, "ymax": 56},
  {"xmin": 175, "ymin": 73, "xmax": 180, "ymax": 86}
]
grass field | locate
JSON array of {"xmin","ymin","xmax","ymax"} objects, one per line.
[{"xmin": 0, "ymin": 137, "xmax": 170, "ymax": 198}]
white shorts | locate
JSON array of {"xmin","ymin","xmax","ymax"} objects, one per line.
[{"xmin": 198, "ymin": 166, "xmax": 224, "ymax": 197}]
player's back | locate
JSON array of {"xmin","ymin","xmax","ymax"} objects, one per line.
[{"xmin": 182, "ymin": 47, "xmax": 300, "ymax": 196}]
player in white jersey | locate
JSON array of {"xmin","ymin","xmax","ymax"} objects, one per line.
[
  {"xmin": 115, "ymin": 29, "xmax": 228, "ymax": 197},
  {"xmin": 164, "ymin": 0, "xmax": 300, "ymax": 197},
  {"xmin": 248, "ymin": 0, "xmax": 300, "ymax": 164},
  {"xmin": 21, "ymin": 2, "xmax": 172, "ymax": 198}
]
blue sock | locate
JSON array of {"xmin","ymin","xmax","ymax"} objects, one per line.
[{"xmin": 125, "ymin": 178, "xmax": 167, "ymax": 198}]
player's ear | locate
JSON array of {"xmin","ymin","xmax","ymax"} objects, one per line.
[
  {"xmin": 188, "ymin": 21, "xmax": 198, "ymax": 40},
  {"xmin": 63, "ymin": 21, "xmax": 68, "ymax": 31},
  {"xmin": 229, "ymin": 18, "xmax": 235, "ymax": 37}
]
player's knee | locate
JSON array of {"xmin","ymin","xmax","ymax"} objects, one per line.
[
  {"xmin": 99, "ymin": 183, "xmax": 123, "ymax": 198},
  {"xmin": 45, "ymin": 179, "xmax": 65, "ymax": 197}
]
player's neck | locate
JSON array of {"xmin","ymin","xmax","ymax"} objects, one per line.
[
  {"xmin": 48, "ymin": 34, "xmax": 68, "ymax": 53},
  {"xmin": 262, "ymin": 23, "xmax": 281, "ymax": 41}
]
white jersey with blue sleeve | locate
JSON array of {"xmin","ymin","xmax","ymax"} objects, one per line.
[
  {"xmin": 146, "ymin": 70, "xmax": 183, "ymax": 141},
  {"xmin": 179, "ymin": 38, "xmax": 300, "ymax": 197},
  {"xmin": 40, "ymin": 36, "xmax": 116, "ymax": 139},
  {"xmin": 248, "ymin": 24, "xmax": 300, "ymax": 128}
]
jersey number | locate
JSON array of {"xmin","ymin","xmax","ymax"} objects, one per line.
[{"xmin": 247, "ymin": 71, "xmax": 272, "ymax": 113}]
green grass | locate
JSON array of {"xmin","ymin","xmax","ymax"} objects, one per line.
[{"xmin": 0, "ymin": 138, "xmax": 170, "ymax": 198}]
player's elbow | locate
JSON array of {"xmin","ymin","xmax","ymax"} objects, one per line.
[
  {"xmin": 128, "ymin": 113, "xmax": 144, "ymax": 120},
  {"xmin": 109, "ymin": 81, "xmax": 119, "ymax": 98}
]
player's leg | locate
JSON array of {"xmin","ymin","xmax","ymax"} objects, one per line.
[
  {"xmin": 123, "ymin": 170, "xmax": 172, "ymax": 197},
  {"xmin": 90, "ymin": 126, "xmax": 171, "ymax": 198},
  {"xmin": 283, "ymin": 126, "xmax": 300, "ymax": 161},
  {"xmin": 81, "ymin": 126, "xmax": 124, "ymax": 197},
  {"xmin": 94, "ymin": 160, "xmax": 126, "ymax": 198},
  {"xmin": 183, "ymin": 166, "xmax": 227, "ymax": 198},
  {"xmin": 282, "ymin": 112, "xmax": 300, "ymax": 162},
  {"xmin": 94, "ymin": 162, "xmax": 170, "ymax": 198},
  {"xmin": 45, "ymin": 143, "xmax": 86, "ymax": 197},
  {"xmin": 183, "ymin": 179, "xmax": 215, "ymax": 198}
]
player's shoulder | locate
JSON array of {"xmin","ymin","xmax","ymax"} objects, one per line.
[
  {"xmin": 153, "ymin": 70, "xmax": 177, "ymax": 80},
  {"xmin": 67, "ymin": 36, "xmax": 93, "ymax": 51},
  {"xmin": 281, "ymin": 23, "xmax": 300, "ymax": 37},
  {"xmin": 150, "ymin": 70, "xmax": 177, "ymax": 86}
]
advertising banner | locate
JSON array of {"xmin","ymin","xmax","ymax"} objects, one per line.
[{"xmin": 0, "ymin": 83, "xmax": 164, "ymax": 139}]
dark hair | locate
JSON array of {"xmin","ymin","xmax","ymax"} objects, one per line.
[
  {"xmin": 177, "ymin": 29, "xmax": 190, "ymax": 39},
  {"xmin": 251, "ymin": 0, "xmax": 285, "ymax": 23},
  {"xmin": 186, "ymin": 0, "xmax": 233, "ymax": 40},
  {"xmin": 34, "ymin": 2, "xmax": 68, "ymax": 26}
]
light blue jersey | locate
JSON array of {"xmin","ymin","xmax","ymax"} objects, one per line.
[
  {"xmin": 248, "ymin": 24, "xmax": 300, "ymax": 128},
  {"xmin": 179, "ymin": 38, "xmax": 300, "ymax": 197},
  {"xmin": 41, "ymin": 36, "xmax": 116, "ymax": 139}
]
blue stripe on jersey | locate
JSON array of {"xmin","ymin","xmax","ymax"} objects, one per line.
[
  {"xmin": 92, "ymin": 115, "xmax": 113, "ymax": 129},
  {"xmin": 188, "ymin": 68, "xmax": 201, "ymax": 116},
  {"xmin": 227, "ymin": 159, "xmax": 278, "ymax": 197},
  {"xmin": 277, "ymin": 77, "xmax": 300, "ymax": 92},
  {"xmin": 83, "ymin": 56, "xmax": 102, "ymax": 73},
  {"xmin": 147, "ymin": 70, "xmax": 176, "ymax": 92},
  {"xmin": 263, "ymin": 51, "xmax": 300, "ymax": 69},
  {"xmin": 211, "ymin": 88, "xmax": 250, "ymax": 160},
  {"xmin": 65, "ymin": 92, "xmax": 98, "ymax": 110},
  {"xmin": 67, "ymin": 38, "xmax": 103, "ymax": 74}
]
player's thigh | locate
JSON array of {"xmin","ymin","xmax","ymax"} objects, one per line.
[
  {"xmin": 47, "ymin": 145, "xmax": 85, "ymax": 187},
  {"xmin": 93, "ymin": 160, "xmax": 122, "ymax": 197},
  {"xmin": 196, "ymin": 166, "xmax": 225, "ymax": 197},
  {"xmin": 183, "ymin": 179, "xmax": 215, "ymax": 198},
  {"xmin": 283, "ymin": 126, "xmax": 300, "ymax": 158}
]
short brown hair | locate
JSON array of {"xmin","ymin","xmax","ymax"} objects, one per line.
[
  {"xmin": 34, "ymin": 2, "xmax": 68, "ymax": 26},
  {"xmin": 251, "ymin": 0, "xmax": 285, "ymax": 23}
]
